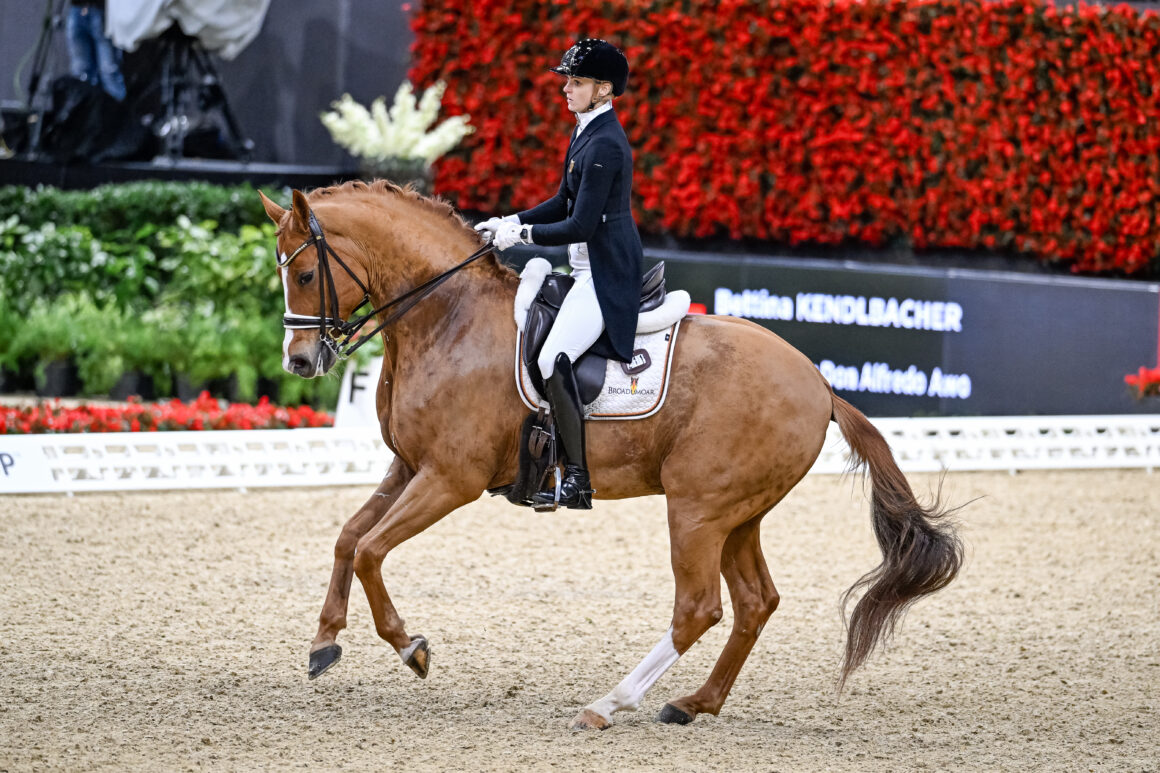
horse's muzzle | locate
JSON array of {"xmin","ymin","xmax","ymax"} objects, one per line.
[{"xmin": 286, "ymin": 341, "xmax": 337, "ymax": 378}]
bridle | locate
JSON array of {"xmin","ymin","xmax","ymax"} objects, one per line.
[{"xmin": 278, "ymin": 206, "xmax": 495, "ymax": 358}]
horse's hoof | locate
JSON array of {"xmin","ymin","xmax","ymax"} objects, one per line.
[
  {"xmin": 308, "ymin": 643, "xmax": 342, "ymax": 680},
  {"xmin": 401, "ymin": 635, "xmax": 429, "ymax": 679},
  {"xmin": 656, "ymin": 703, "xmax": 696, "ymax": 725},
  {"xmin": 568, "ymin": 708, "xmax": 611, "ymax": 731}
]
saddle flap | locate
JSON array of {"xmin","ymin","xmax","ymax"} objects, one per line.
[
  {"xmin": 523, "ymin": 301, "xmax": 555, "ymax": 382},
  {"xmin": 522, "ymin": 272, "xmax": 575, "ymax": 383},
  {"xmin": 520, "ymin": 264, "xmax": 673, "ymax": 405},
  {"xmin": 522, "ymin": 272, "xmax": 602, "ymax": 399},
  {"xmin": 574, "ymin": 353, "xmax": 606, "ymax": 405}
]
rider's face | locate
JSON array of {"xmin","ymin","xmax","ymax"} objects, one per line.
[{"xmin": 563, "ymin": 76, "xmax": 608, "ymax": 113}]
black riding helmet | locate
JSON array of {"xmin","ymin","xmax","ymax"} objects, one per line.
[{"xmin": 550, "ymin": 39, "xmax": 629, "ymax": 96}]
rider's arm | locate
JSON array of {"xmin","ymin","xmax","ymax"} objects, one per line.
[{"xmin": 523, "ymin": 138, "xmax": 621, "ymax": 247}]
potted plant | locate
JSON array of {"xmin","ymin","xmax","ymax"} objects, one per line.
[
  {"xmin": 319, "ymin": 80, "xmax": 475, "ymax": 191},
  {"xmin": 8, "ymin": 295, "xmax": 96, "ymax": 397},
  {"xmin": 0, "ymin": 301, "xmax": 34, "ymax": 393},
  {"xmin": 105, "ymin": 310, "xmax": 177, "ymax": 401},
  {"xmin": 161, "ymin": 305, "xmax": 228, "ymax": 400}
]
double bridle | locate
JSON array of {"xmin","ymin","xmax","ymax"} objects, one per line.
[{"xmin": 278, "ymin": 206, "xmax": 495, "ymax": 358}]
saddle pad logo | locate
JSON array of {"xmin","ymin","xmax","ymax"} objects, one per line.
[
  {"xmin": 515, "ymin": 324, "xmax": 681, "ymax": 421},
  {"xmin": 622, "ymin": 349, "xmax": 651, "ymax": 375}
]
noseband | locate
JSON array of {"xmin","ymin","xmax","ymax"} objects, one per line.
[{"xmin": 278, "ymin": 206, "xmax": 495, "ymax": 358}]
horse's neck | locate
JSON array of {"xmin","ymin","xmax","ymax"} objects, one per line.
[
  {"xmin": 371, "ymin": 254, "xmax": 516, "ymax": 371},
  {"xmin": 351, "ymin": 197, "xmax": 517, "ymax": 377}
]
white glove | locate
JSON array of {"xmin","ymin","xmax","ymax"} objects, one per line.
[
  {"xmin": 474, "ymin": 214, "xmax": 519, "ymax": 240},
  {"xmin": 493, "ymin": 221, "xmax": 533, "ymax": 251}
]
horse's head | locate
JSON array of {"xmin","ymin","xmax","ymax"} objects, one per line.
[{"xmin": 260, "ymin": 189, "xmax": 371, "ymax": 378}]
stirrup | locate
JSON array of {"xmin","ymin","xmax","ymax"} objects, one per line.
[
  {"xmin": 532, "ymin": 467, "xmax": 564, "ymax": 512},
  {"xmin": 532, "ymin": 468, "xmax": 594, "ymax": 511}
]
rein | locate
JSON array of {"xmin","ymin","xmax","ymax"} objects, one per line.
[{"xmin": 279, "ymin": 207, "xmax": 495, "ymax": 358}]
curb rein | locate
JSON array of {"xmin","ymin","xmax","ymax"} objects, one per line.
[{"xmin": 278, "ymin": 207, "xmax": 495, "ymax": 359}]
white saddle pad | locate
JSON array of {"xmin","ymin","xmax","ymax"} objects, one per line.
[{"xmin": 515, "ymin": 322, "xmax": 683, "ymax": 421}]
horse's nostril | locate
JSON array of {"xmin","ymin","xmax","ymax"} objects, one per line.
[{"xmin": 288, "ymin": 354, "xmax": 313, "ymax": 375}]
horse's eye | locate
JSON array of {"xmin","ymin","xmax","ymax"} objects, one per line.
[{"xmin": 297, "ymin": 270, "xmax": 314, "ymax": 286}]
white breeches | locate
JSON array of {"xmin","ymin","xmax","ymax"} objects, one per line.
[{"xmin": 538, "ymin": 269, "xmax": 605, "ymax": 379}]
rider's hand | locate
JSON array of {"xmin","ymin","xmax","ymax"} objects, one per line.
[
  {"xmin": 474, "ymin": 217, "xmax": 503, "ymax": 238},
  {"xmin": 493, "ymin": 221, "xmax": 533, "ymax": 251},
  {"xmin": 474, "ymin": 214, "xmax": 519, "ymax": 240}
]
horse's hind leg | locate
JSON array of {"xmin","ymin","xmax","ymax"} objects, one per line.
[
  {"xmin": 657, "ymin": 516, "xmax": 779, "ymax": 724},
  {"xmin": 309, "ymin": 457, "xmax": 413, "ymax": 679},
  {"xmin": 569, "ymin": 502, "xmax": 728, "ymax": 730}
]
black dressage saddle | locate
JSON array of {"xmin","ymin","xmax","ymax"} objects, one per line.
[
  {"xmin": 522, "ymin": 261, "xmax": 667, "ymax": 405},
  {"xmin": 490, "ymin": 262, "xmax": 668, "ymax": 509}
]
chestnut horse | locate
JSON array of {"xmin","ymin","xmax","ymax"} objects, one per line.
[{"xmin": 259, "ymin": 181, "xmax": 962, "ymax": 730}]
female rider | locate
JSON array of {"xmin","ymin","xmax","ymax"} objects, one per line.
[{"xmin": 478, "ymin": 39, "xmax": 643, "ymax": 510}]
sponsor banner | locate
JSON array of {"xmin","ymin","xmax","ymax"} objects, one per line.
[
  {"xmin": 654, "ymin": 252, "xmax": 1160, "ymax": 416},
  {"xmin": 0, "ymin": 435, "xmax": 60, "ymax": 493}
]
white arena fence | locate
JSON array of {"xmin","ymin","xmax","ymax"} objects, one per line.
[{"xmin": 1, "ymin": 415, "xmax": 1157, "ymax": 495}]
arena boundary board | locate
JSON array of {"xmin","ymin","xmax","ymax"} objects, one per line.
[{"xmin": 0, "ymin": 416, "xmax": 1156, "ymax": 495}]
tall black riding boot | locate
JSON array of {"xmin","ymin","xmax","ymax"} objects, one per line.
[{"xmin": 532, "ymin": 353, "xmax": 593, "ymax": 510}]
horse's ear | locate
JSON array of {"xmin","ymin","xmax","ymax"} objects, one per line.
[
  {"xmin": 291, "ymin": 189, "xmax": 313, "ymax": 231},
  {"xmin": 257, "ymin": 190, "xmax": 285, "ymax": 224}
]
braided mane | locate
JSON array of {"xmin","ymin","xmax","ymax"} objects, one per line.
[
  {"xmin": 308, "ymin": 179, "xmax": 476, "ymax": 234},
  {"xmin": 305, "ymin": 178, "xmax": 514, "ymax": 282}
]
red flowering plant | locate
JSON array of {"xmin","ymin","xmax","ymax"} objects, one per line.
[
  {"xmin": 0, "ymin": 393, "xmax": 334, "ymax": 434},
  {"xmin": 1124, "ymin": 365, "xmax": 1160, "ymax": 399},
  {"xmin": 409, "ymin": 0, "xmax": 1160, "ymax": 276}
]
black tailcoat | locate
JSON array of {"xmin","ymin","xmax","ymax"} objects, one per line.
[{"xmin": 517, "ymin": 109, "xmax": 643, "ymax": 363}]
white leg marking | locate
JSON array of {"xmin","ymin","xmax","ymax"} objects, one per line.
[
  {"xmin": 398, "ymin": 637, "xmax": 422, "ymax": 663},
  {"xmin": 280, "ymin": 262, "xmax": 294, "ymax": 372},
  {"xmin": 585, "ymin": 627, "xmax": 681, "ymax": 720}
]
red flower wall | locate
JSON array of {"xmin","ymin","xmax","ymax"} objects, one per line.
[
  {"xmin": 0, "ymin": 394, "xmax": 334, "ymax": 434},
  {"xmin": 409, "ymin": 0, "xmax": 1160, "ymax": 275}
]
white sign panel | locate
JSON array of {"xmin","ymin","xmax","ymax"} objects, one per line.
[
  {"xmin": 0, "ymin": 435, "xmax": 60, "ymax": 494},
  {"xmin": 335, "ymin": 357, "xmax": 385, "ymax": 429}
]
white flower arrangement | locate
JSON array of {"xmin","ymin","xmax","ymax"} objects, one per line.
[{"xmin": 319, "ymin": 81, "xmax": 474, "ymax": 168}]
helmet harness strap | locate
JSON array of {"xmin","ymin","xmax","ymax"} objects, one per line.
[{"xmin": 584, "ymin": 83, "xmax": 612, "ymax": 113}]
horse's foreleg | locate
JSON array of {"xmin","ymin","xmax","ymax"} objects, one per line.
[
  {"xmin": 309, "ymin": 457, "xmax": 413, "ymax": 679},
  {"xmin": 352, "ymin": 472, "xmax": 477, "ymax": 679},
  {"xmin": 657, "ymin": 517, "xmax": 780, "ymax": 724},
  {"xmin": 569, "ymin": 511, "xmax": 727, "ymax": 730}
]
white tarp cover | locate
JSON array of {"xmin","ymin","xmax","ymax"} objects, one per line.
[{"xmin": 107, "ymin": 0, "xmax": 271, "ymax": 60}]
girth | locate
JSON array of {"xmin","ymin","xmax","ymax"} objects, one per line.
[{"xmin": 522, "ymin": 261, "xmax": 666, "ymax": 405}]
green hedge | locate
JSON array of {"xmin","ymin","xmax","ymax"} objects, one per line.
[
  {"xmin": 0, "ymin": 181, "xmax": 346, "ymax": 406},
  {"xmin": 0, "ymin": 181, "xmax": 267, "ymax": 234}
]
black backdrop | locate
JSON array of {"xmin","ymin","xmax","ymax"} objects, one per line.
[
  {"xmin": 496, "ymin": 245, "xmax": 1160, "ymax": 417},
  {"xmin": 655, "ymin": 252, "xmax": 1160, "ymax": 416},
  {"xmin": 0, "ymin": 0, "xmax": 412, "ymax": 166}
]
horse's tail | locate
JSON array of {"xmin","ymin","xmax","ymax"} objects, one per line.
[{"xmin": 830, "ymin": 392, "xmax": 963, "ymax": 690}]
